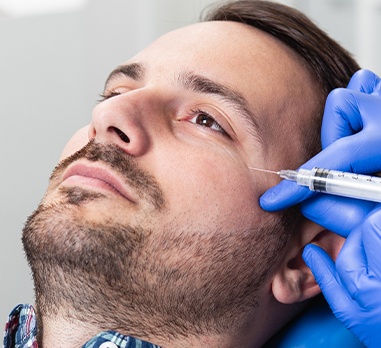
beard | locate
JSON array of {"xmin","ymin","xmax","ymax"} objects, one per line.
[{"xmin": 22, "ymin": 141, "xmax": 293, "ymax": 340}]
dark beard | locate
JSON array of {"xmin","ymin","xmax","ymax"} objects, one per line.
[
  {"xmin": 22, "ymin": 141, "xmax": 166, "ymax": 337},
  {"xmin": 23, "ymin": 140, "xmax": 165, "ymax": 292},
  {"xmin": 23, "ymin": 201, "xmax": 147, "ymax": 287},
  {"xmin": 22, "ymin": 141, "xmax": 294, "ymax": 341},
  {"xmin": 22, "ymin": 199, "xmax": 156, "ymax": 340}
]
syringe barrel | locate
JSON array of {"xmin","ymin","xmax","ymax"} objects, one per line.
[{"xmin": 303, "ymin": 167, "xmax": 381, "ymax": 202}]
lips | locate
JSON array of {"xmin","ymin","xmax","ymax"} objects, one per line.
[{"xmin": 61, "ymin": 162, "xmax": 137, "ymax": 203}]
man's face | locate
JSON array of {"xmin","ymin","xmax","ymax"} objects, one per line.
[
  {"xmin": 23, "ymin": 21, "xmax": 319, "ymax": 336},
  {"xmin": 58, "ymin": 20, "xmax": 317, "ymax": 233}
]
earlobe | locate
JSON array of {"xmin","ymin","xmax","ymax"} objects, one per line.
[{"xmin": 271, "ymin": 220, "xmax": 345, "ymax": 304}]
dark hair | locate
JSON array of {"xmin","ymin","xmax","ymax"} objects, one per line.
[
  {"xmin": 203, "ymin": 0, "xmax": 360, "ymax": 161},
  {"xmin": 203, "ymin": 0, "xmax": 360, "ymax": 96}
]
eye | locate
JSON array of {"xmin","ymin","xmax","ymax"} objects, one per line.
[
  {"xmin": 189, "ymin": 109, "xmax": 229, "ymax": 138},
  {"xmin": 98, "ymin": 90, "xmax": 121, "ymax": 102}
]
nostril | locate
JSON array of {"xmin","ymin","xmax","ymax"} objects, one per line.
[{"xmin": 112, "ymin": 126, "xmax": 130, "ymax": 143}]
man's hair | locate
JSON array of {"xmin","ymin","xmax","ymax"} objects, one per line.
[{"xmin": 203, "ymin": 0, "xmax": 360, "ymax": 161}]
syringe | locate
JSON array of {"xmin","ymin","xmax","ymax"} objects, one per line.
[{"xmin": 249, "ymin": 166, "xmax": 381, "ymax": 203}]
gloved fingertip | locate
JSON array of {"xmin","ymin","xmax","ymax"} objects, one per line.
[
  {"xmin": 302, "ymin": 244, "xmax": 326, "ymax": 268},
  {"xmin": 259, "ymin": 190, "xmax": 280, "ymax": 212},
  {"xmin": 347, "ymin": 69, "xmax": 380, "ymax": 93},
  {"xmin": 302, "ymin": 244, "xmax": 315, "ymax": 263},
  {"xmin": 260, "ymin": 179, "xmax": 314, "ymax": 212}
]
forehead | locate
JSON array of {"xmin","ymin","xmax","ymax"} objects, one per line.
[{"xmin": 131, "ymin": 21, "xmax": 308, "ymax": 87}]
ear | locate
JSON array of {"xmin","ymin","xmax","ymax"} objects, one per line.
[{"xmin": 271, "ymin": 218, "xmax": 345, "ymax": 304}]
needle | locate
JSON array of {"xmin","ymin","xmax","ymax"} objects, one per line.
[{"xmin": 248, "ymin": 167, "xmax": 279, "ymax": 175}]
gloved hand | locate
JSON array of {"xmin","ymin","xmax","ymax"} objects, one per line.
[
  {"xmin": 303, "ymin": 206, "xmax": 381, "ymax": 348},
  {"xmin": 260, "ymin": 69, "xmax": 381, "ymax": 347},
  {"xmin": 260, "ymin": 69, "xmax": 381, "ymax": 236}
]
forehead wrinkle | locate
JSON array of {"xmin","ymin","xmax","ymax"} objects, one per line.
[{"xmin": 177, "ymin": 70, "xmax": 262, "ymax": 143}]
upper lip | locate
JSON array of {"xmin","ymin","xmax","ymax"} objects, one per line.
[{"xmin": 62, "ymin": 162, "xmax": 137, "ymax": 203}]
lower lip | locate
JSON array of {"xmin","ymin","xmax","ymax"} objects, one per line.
[{"xmin": 62, "ymin": 175, "xmax": 122, "ymax": 196}]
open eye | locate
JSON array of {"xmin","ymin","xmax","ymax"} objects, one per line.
[{"xmin": 189, "ymin": 109, "xmax": 229, "ymax": 137}]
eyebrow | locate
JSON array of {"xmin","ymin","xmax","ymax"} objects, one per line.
[
  {"xmin": 105, "ymin": 62, "xmax": 146, "ymax": 87},
  {"xmin": 105, "ymin": 62, "xmax": 262, "ymax": 141}
]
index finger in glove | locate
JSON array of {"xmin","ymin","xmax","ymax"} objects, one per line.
[{"xmin": 302, "ymin": 244, "xmax": 353, "ymax": 310}]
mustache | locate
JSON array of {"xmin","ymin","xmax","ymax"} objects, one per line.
[{"xmin": 51, "ymin": 140, "xmax": 165, "ymax": 210}]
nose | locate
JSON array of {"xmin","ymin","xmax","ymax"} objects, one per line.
[{"xmin": 88, "ymin": 90, "xmax": 161, "ymax": 157}]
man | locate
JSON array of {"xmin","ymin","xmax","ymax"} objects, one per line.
[{"xmin": 4, "ymin": 1, "xmax": 360, "ymax": 347}]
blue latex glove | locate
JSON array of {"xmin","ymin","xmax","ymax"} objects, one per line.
[
  {"xmin": 303, "ymin": 206, "xmax": 381, "ymax": 347},
  {"xmin": 260, "ymin": 69, "xmax": 381, "ymax": 236},
  {"xmin": 260, "ymin": 69, "xmax": 381, "ymax": 347}
]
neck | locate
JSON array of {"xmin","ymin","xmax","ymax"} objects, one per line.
[
  {"xmin": 38, "ymin": 313, "xmax": 99, "ymax": 348},
  {"xmin": 37, "ymin": 313, "xmax": 225, "ymax": 347},
  {"xmin": 36, "ymin": 295, "xmax": 300, "ymax": 348},
  {"xmin": 38, "ymin": 316, "xmax": 250, "ymax": 348}
]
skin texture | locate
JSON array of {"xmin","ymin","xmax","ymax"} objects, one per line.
[{"xmin": 22, "ymin": 21, "xmax": 325, "ymax": 347}]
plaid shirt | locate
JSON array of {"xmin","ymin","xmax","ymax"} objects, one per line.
[{"xmin": 3, "ymin": 304, "xmax": 161, "ymax": 348}]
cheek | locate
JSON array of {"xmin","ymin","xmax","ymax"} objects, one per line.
[
  {"xmin": 59, "ymin": 126, "xmax": 90, "ymax": 161},
  {"xmin": 159, "ymin": 150, "xmax": 265, "ymax": 229}
]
